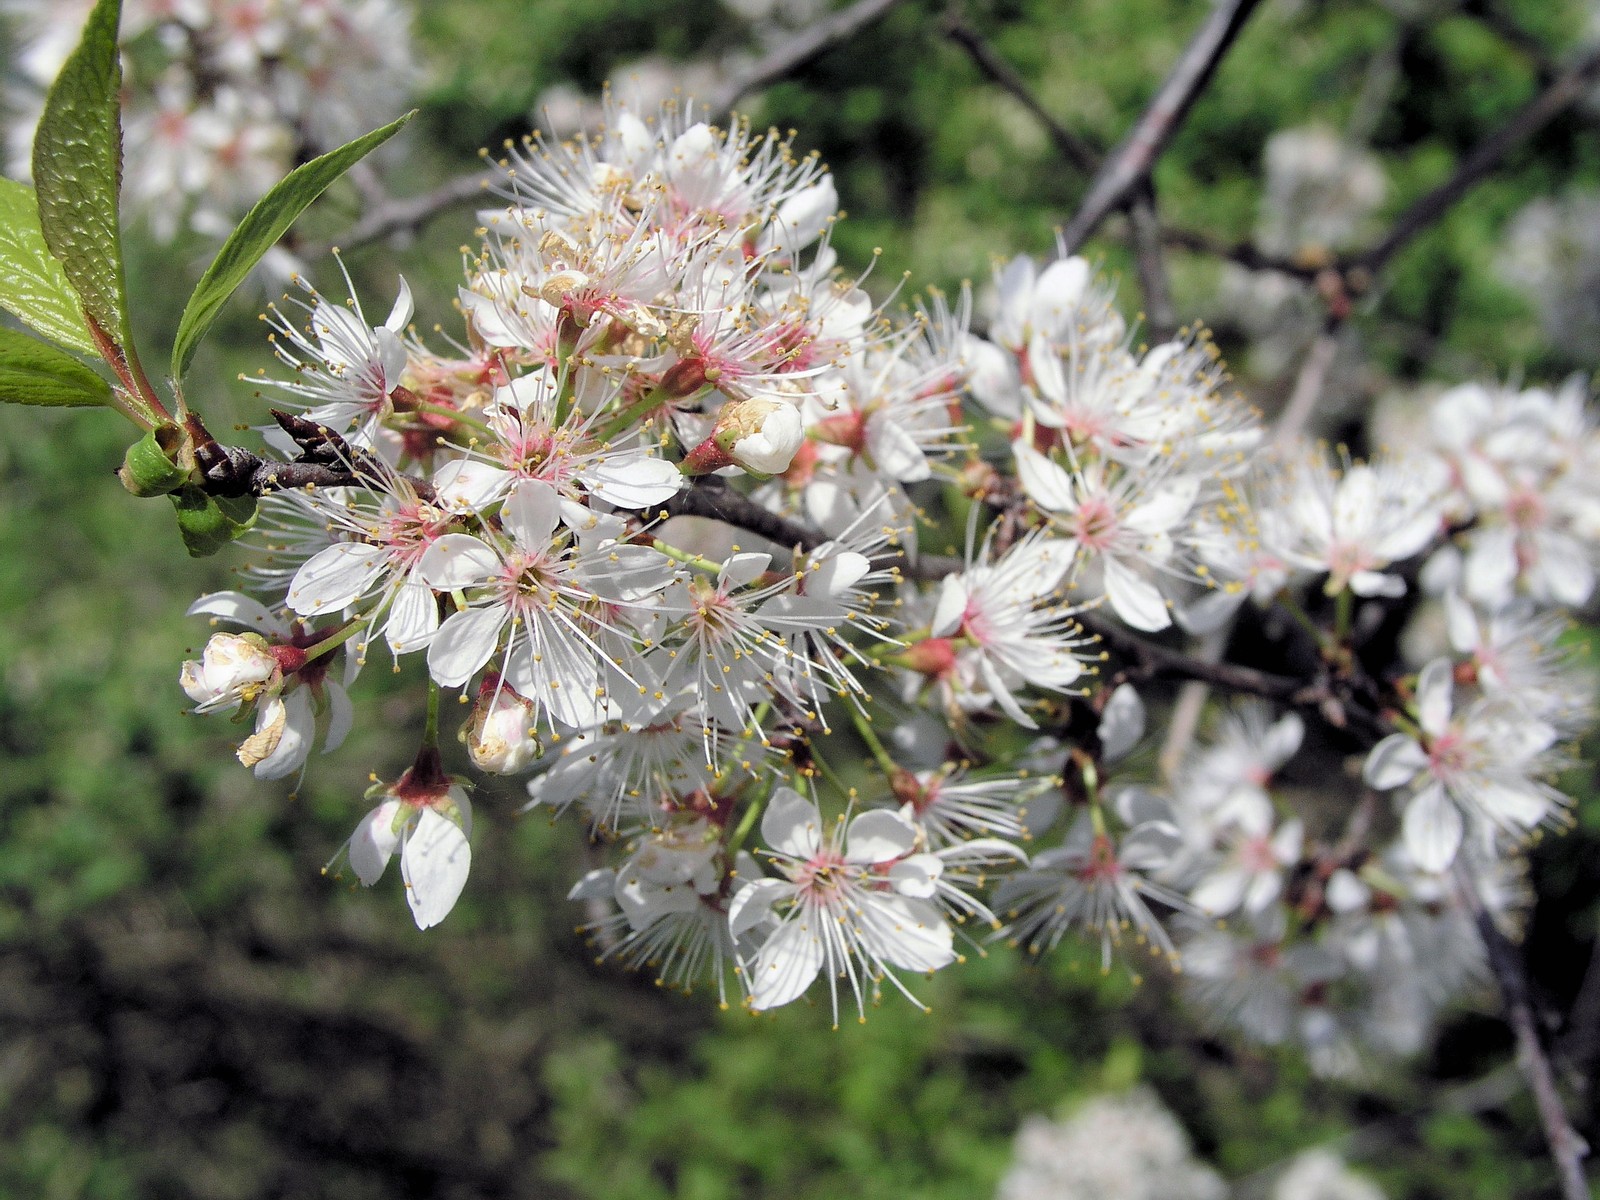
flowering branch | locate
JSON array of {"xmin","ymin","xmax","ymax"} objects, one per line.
[{"xmin": 326, "ymin": 0, "xmax": 917, "ymax": 255}]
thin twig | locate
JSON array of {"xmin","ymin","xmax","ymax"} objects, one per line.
[
  {"xmin": 1459, "ymin": 868, "xmax": 1593, "ymax": 1200},
  {"xmin": 941, "ymin": 12, "xmax": 1174, "ymax": 337},
  {"xmin": 940, "ymin": 12, "xmax": 1100, "ymax": 176},
  {"xmin": 1352, "ymin": 42, "xmax": 1600, "ymax": 278},
  {"xmin": 1058, "ymin": 0, "xmax": 1265, "ymax": 254},
  {"xmin": 711, "ymin": 0, "xmax": 915, "ymax": 114},
  {"xmin": 327, "ymin": 0, "xmax": 915, "ymax": 255},
  {"xmin": 1128, "ymin": 185, "xmax": 1177, "ymax": 342},
  {"xmin": 1272, "ymin": 325, "xmax": 1342, "ymax": 446}
]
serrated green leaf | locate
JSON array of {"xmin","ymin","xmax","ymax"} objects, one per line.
[
  {"xmin": 30, "ymin": 0, "xmax": 130, "ymax": 351},
  {"xmin": 0, "ymin": 178, "xmax": 97, "ymax": 355},
  {"xmin": 0, "ymin": 326, "xmax": 112, "ymax": 408},
  {"xmin": 171, "ymin": 109, "xmax": 417, "ymax": 379}
]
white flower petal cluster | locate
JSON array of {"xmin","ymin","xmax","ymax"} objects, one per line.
[{"xmin": 5, "ymin": 0, "xmax": 418, "ymax": 241}]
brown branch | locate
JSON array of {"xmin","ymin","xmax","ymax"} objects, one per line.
[
  {"xmin": 940, "ymin": 12, "xmax": 1100, "ymax": 176},
  {"xmin": 327, "ymin": 0, "xmax": 915, "ymax": 255},
  {"xmin": 941, "ymin": 12, "xmax": 1175, "ymax": 337},
  {"xmin": 1127, "ymin": 186, "xmax": 1177, "ymax": 342},
  {"xmin": 1460, "ymin": 871, "xmax": 1593, "ymax": 1200},
  {"xmin": 711, "ymin": 0, "xmax": 915, "ymax": 114},
  {"xmin": 1058, "ymin": 0, "xmax": 1265, "ymax": 254},
  {"xmin": 1352, "ymin": 41, "xmax": 1600, "ymax": 278},
  {"xmin": 1158, "ymin": 225, "xmax": 1322, "ymax": 281},
  {"xmin": 658, "ymin": 476, "xmax": 828, "ymax": 552}
]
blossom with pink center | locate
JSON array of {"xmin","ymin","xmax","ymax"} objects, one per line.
[
  {"xmin": 927, "ymin": 532, "xmax": 1093, "ymax": 728},
  {"xmin": 1363, "ymin": 658, "xmax": 1565, "ymax": 871},
  {"xmin": 728, "ymin": 788, "xmax": 954, "ymax": 1023},
  {"xmin": 994, "ymin": 790, "xmax": 1187, "ymax": 973},
  {"xmin": 1013, "ymin": 442, "xmax": 1200, "ymax": 631},
  {"xmin": 418, "ymin": 479, "xmax": 676, "ymax": 730}
]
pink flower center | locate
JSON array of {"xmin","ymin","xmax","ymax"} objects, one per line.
[{"xmin": 1073, "ymin": 497, "xmax": 1120, "ymax": 551}]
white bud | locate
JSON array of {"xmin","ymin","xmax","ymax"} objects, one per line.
[
  {"xmin": 464, "ymin": 685, "xmax": 542, "ymax": 774},
  {"xmin": 180, "ymin": 632, "xmax": 278, "ymax": 710},
  {"xmin": 718, "ymin": 398, "xmax": 805, "ymax": 475}
]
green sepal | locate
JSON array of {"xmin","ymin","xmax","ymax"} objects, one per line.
[
  {"xmin": 119, "ymin": 425, "xmax": 191, "ymax": 496},
  {"xmin": 169, "ymin": 483, "xmax": 253, "ymax": 557},
  {"xmin": 171, "ymin": 109, "xmax": 417, "ymax": 379},
  {"xmin": 0, "ymin": 325, "xmax": 112, "ymax": 407}
]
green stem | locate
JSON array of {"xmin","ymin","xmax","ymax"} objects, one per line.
[
  {"xmin": 725, "ymin": 777, "xmax": 773, "ymax": 860},
  {"xmin": 596, "ymin": 385, "xmax": 675, "ymax": 443},
  {"xmin": 412, "ymin": 399, "xmax": 495, "ymax": 439},
  {"xmin": 1277, "ymin": 590, "xmax": 1327, "ymax": 648},
  {"xmin": 652, "ymin": 538, "xmax": 723, "ymax": 575},
  {"xmin": 423, "ymin": 678, "xmax": 441, "ymax": 749},
  {"xmin": 848, "ymin": 704, "xmax": 899, "ymax": 778},
  {"xmin": 1333, "ymin": 586, "xmax": 1353, "ymax": 644},
  {"xmin": 299, "ymin": 615, "xmax": 371, "ymax": 667}
]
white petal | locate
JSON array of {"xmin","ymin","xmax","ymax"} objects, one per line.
[
  {"xmin": 418, "ymin": 534, "xmax": 500, "ymax": 590},
  {"xmin": 1103, "ymin": 556, "xmax": 1171, "ymax": 631},
  {"xmin": 1416, "ymin": 658, "xmax": 1454, "ymax": 738},
  {"xmin": 583, "ymin": 453, "xmax": 684, "ymax": 509},
  {"xmin": 349, "ymin": 798, "xmax": 404, "ymax": 886},
  {"xmin": 719, "ymin": 551, "xmax": 772, "ymax": 589},
  {"xmin": 287, "ymin": 543, "xmax": 388, "ymax": 616},
  {"xmin": 864, "ymin": 894, "xmax": 955, "ymax": 973},
  {"xmin": 727, "ymin": 876, "xmax": 789, "ymax": 939},
  {"xmin": 1403, "ymin": 784, "xmax": 1463, "ymax": 874},
  {"xmin": 1124, "ymin": 476, "xmax": 1199, "ymax": 535},
  {"xmin": 887, "ymin": 853, "xmax": 944, "ymax": 898},
  {"xmin": 761, "ymin": 787, "xmax": 821, "ymax": 859},
  {"xmin": 426, "ymin": 607, "xmax": 505, "ymax": 687},
  {"xmin": 501, "ymin": 480, "xmax": 561, "ymax": 551},
  {"xmin": 1363, "ymin": 733, "xmax": 1428, "ymax": 790},
  {"xmin": 186, "ymin": 591, "xmax": 288, "ymax": 635},
  {"xmin": 930, "ymin": 576, "xmax": 969, "ymax": 638},
  {"xmin": 1192, "ymin": 868, "xmax": 1251, "ymax": 917},
  {"xmin": 323, "ymin": 682, "xmax": 355, "ymax": 752},
  {"xmin": 385, "ymin": 578, "xmax": 440, "ymax": 655},
  {"xmin": 748, "ymin": 915, "xmax": 825, "ymax": 1010},
  {"xmin": 867, "ymin": 417, "xmax": 930, "ymax": 482},
  {"xmin": 431, "ymin": 458, "xmax": 509, "ymax": 513},
  {"xmin": 1097, "ymin": 683, "xmax": 1145, "ymax": 763},
  {"xmin": 252, "ymin": 689, "xmax": 315, "ymax": 780},
  {"xmin": 809, "ymin": 550, "xmax": 871, "ymax": 598},
  {"xmin": 402, "ymin": 808, "xmax": 472, "ymax": 930},
  {"xmin": 843, "ymin": 808, "xmax": 917, "ymax": 864},
  {"xmin": 1012, "ymin": 442, "xmax": 1077, "ymax": 513}
]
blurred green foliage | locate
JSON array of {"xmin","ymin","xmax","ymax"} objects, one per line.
[{"xmin": 3, "ymin": 0, "xmax": 1600, "ymax": 1197}]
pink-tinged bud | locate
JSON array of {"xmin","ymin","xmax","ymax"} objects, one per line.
[
  {"xmin": 889, "ymin": 637, "xmax": 958, "ymax": 678},
  {"xmin": 810, "ymin": 410, "xmax": 866, "ymax": 452},
  {"xmin": 717, "ymin": 397, "xmax": 806, "ymax": 475},
  {"xmin": 181, "ymin": 632, "xmax": 279, "ymax": 710},
  {"xmin": 462, "ymin": 679, "xmax": 542, "ymax": 774},
  {"xmin": 660, "ymin": 355, "xmax": 712, "ymax": 398}
]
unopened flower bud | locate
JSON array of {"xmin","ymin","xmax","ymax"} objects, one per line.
[
  {"xmin": 120, "ymin": 426, "xmax": 191, "ymax": 497},
  {"xmin": 462, "ymin": 679, "xmax": 542, "ymax": 774},
  {"xmin": 181, "ymin": 631, "xmax": 279, "ymax": 710},
  {"xmin": 888, "ymin": 637, "xmax": 958, "ymax": 678},
  {"xmin": 683, "ymin": 397, "xmax": 806, "ymax": 476}
]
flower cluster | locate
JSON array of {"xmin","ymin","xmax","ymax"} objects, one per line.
[
  {"xmin": 173, "ymin": 99, "xmax": 1597, "ymax": 1056},
  {"xmin": 5, "ymin": 0, "xmax": 417, "ymax": 241}
]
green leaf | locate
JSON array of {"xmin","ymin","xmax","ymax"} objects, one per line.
[
  {"xmin": 170, "ymin": 109, "xmax": 417, "ymax": 379},
  {"xmin": 0, "ymin": 179, "xmax": 97, "ymax": 355},
  {"xmin": 30, "ymin": 0, "xmax": 129, "ymax": 351},
  {"xmin": 0, "ymin": 326, "xmax": 112, "ymax": 408}
]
